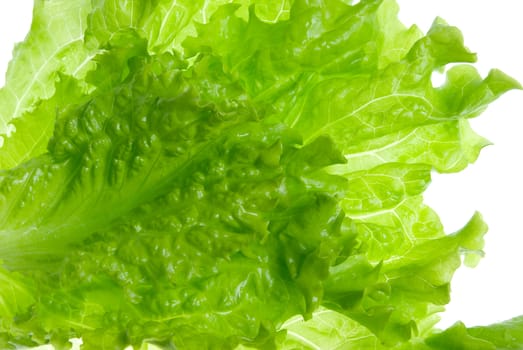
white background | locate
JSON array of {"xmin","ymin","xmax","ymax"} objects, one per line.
[
  {"xmin": 397, "ymin": 0, "xmax": 523, "ymax": 328},
  {"xmin": 1, "ymin": 0, "xmax": 522, "ymax": 335}
]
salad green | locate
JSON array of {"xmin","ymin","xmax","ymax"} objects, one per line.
[{"xmin": 0, "ymin": 0, "xmax": 521, "ymax": 349}]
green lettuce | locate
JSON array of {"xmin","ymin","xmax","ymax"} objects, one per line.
[{"xmin": 0, "ymin": 0, "xmax": 521, "ymax": 349}]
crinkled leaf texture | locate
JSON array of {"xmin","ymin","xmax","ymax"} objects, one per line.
[{"xmin": 0, "ymin": 0, "xmax": 521, "ymax": 349}]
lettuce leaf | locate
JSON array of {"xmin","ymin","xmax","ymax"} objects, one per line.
[
  {"xmin": 0, "ymin": 0, "xmax": 93, "ymax": 169},
  {"xmin": 275, "ymin": 309, "xmax": 523, "ymax": 350},
  {"xmin": 0, "ymin": 0, "xmax": 521, "ymax": 349},
  {"xmin": 424, "ymin": 316, "xmax": 523, "ymax": 350}
]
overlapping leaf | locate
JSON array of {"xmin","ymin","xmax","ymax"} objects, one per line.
[{"xmin": 0, "ymin": 0, "xmax": 521, "ymax": 349}]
